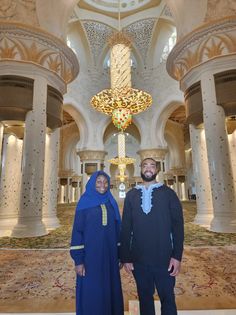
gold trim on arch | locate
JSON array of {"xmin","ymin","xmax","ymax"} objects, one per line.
[
  {"xmin": 167, "ymin": 16, "xmax": 236, "ymax": 82},
  {"xmin": 0, "ymin": 22, "xmax": 79, "ymax": 83}
]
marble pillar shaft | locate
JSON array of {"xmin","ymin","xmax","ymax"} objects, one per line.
[
  {"xmin": 228, "ymin": 130, "xmax": 236, "ymax": 193},
  {"xmin": 42, "ymin": 129, "xmax": 60, "ymax": 230},
  {"xmin": 0, "ymin": 123, "xmax": 4, "ymax": 166},
  {"xmin": 201, "ymin": 73, "xmax": 236, "ymax": 232},
  {"xmin": 0, "ymin": 134, "xmax": 23, "ymax": 236},
  {"xmin": 189, "ymin": 124, "xmax": 213, "ymax": 227},
  {"xmin": 12, "ymin": 77, "xmax": 48, "ymax": 237}
]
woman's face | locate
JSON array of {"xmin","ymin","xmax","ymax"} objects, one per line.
[{"xmin": 95, "ymin": 175, "xmax": 108, "ymax": 194}]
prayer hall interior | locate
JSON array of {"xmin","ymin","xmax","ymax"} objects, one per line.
[{"xmin": 0, "ymin": 1, "xmax": 236, "ymax": 314}]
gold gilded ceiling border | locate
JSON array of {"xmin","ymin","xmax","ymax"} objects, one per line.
[
  {"xmin": 77, "ymin": 150, "xmax": 107, "ymax": 161},
  {"xmin": 0, "ymin": 22, "xmax": 79, "ymax": 83},
  {"xmin": 167, "ymin": 16, "xmax": 236, "ymax": 82}
]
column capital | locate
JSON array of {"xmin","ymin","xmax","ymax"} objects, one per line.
[
  {"xmin": 71, "ymin": 175, "xmax": 82, "ymax": 181},
  {"xmin": 77, "ymin": 150, "xmax": 107, "ymax": 162},
  {"xmin": 137, "ymin": 148, "xmax": 168, "ymax": 161},
  {"xmin": 58, "ymin": 169, "xmax": 75, "ymax": 178},
  {"xmin": 169, "ymin": 167, "xmax": 186, "ymax": 176},
  {"xmin": 167, "ymin": 16, "xmax": 236, "ymax": 83},
  {"xmin": 0, "ymin": 22, "xmax": 79, "ymax": 91},
  {"xmin": 164, "ymin": 172, "xmax": 174, "ymax": 180}
]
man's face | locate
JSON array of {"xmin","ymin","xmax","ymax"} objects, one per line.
[{"xmin": 141, "ymin": 159, "xmax": 158, "ymax": 182}]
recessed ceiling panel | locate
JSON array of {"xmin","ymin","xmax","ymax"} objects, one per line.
[{"xmin": 83, "ymin": 0, "xmax": 154, "ymax": 13}]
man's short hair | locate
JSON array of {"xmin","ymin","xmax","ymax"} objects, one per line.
[{"xmin": 141, "ymin": 157, "xmax": 159, "ymax": 168}]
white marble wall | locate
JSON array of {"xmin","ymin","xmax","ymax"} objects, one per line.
[
  {"xmin": 42, "ymin": 130, "xmax": 60, "ymax": 230},
  {"xmin": 189, "ymin": 125, "xmax": 213, "ymax": 227},
  {"xmin": 0, "ymin": 134, "xmax": 23, "ymax": 236}
]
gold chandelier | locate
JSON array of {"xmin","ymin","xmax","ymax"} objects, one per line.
[
  {"xmin": 90, "ymin": 0, "xmax": 152, "ymax": 182},
  {"xmin": 108, "ymin": 132, "xmax": 135, "ymax": 182},
  {"xmin": 90, "ymin": 30, "xmax": 152, "ymax": 131}
]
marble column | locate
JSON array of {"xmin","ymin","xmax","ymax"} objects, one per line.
[
  {"xmin": 201, "ymin": 73, "xmax": 236, "ymax": 232},
  {"xmin": 168, "ymin": 168, "xmax": 186, "ymax": 200},
  {"xmin": 42, "ymin": 129, "xmax": 60, "ymax": 231},
  {"xmin": 0, "ymin": 123, "xmax": 4, "ymax": 166},
  {"xmin": 12, "ymin": 77, "xmax": 48, "ymax": 237},
  {"xmin": 228, "ymin": 130, "xmax": 236, "ymax": 194},
  {"xmin": 189, "ymin": 124, "xmax": 213, "ymax": 227},
  {"xmin": 66, "ymin": 177, "xmax": 74, "ymax": 203},
  {"xmin": 71, "ymin": 176, "xmax": 82, "ymax": 203},
  {"xmin": 58, "ymin": 181, "xmax": 66, "ymax": 203},
  {"xmin": 175, "ymin": 175, "xmax": 180, "ymax": 199},
  {"xmin": 81, "ymin": 168, "xmax": 88, "ymax": 194},
  {"xmin": 181, "ymin": 182, "xmax": 187, "ymax": 201},
  {"xmin": 58, "ymin": 171, "xmax": 75, "ymax": 203},
  {"xmin": 77, "ymin": 150, "xmax": 107, "ymax": 192},
  {"xmin": 0, "ymin": 134, "xmax": 23, "ymax": 236}
]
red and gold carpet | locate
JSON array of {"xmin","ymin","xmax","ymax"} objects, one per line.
[
  {"xmin": 0, "ymin": 202, "xmax": 236, "ymax": 312},
  {"xmin": 0, "ymin": 246, "xmax": 235, "ymax": 312}
]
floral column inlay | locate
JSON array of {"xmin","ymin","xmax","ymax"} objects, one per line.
[
  {"xmin": 189, "ymin": 124, "xmax": 213, "ymax": 227},
  {"xmin": 0, "ymin": 123, "xmax": 4, "ymax": 167},
  {"xmin": 201, "ymin": 72, "xmax": 236, "ymax": 232},
  {"xmin": 42, "ymin": 129, "xmax": 60, "ymax": 230},
  {"xmin": 228, "ymin": 130, "xmax": 236, "ymax": 193},
  {"xmin": 0, "ymin": 134, "xmax": 23, "ymax": 236},
  {"xmin": 12, "ymin": 76, "xmax": 48, "ymax": 237}
]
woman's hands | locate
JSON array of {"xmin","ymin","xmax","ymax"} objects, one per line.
[
  {"xmin": 75, "ymin": 261, "xmax": 124, "ymax": 276},
  {"xmin": 75, "ymin": 264, "xmax": 86, "ymax": 276}
]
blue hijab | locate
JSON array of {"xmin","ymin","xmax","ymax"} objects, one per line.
[{"xmin": 76, "ymin": 171, "xmax": 121, "ymax": 222}]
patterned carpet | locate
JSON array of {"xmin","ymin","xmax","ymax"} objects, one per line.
[
  {"xmin": 0, "ymin": 246, "xmax": 235, "ymax": 312},
  {"xmin": 0, "ymin": 201, "xmax": 236, "ymax": 312},
  {"xmin": 0, "ymin": 202, "xmax": 236, "ymax": 248}
]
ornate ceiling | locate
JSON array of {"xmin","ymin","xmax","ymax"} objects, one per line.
[
  {"xmin": 82, "ymin": 21, "xmax": 114, "ymax": 63},
  {"xmin": 168, "ymin": 106, "xmax": 189, "ymax": 144},
  {"xmin": 169, "ymin": 106, "xmax": 186, "ymax": 125},
  {"xmin": 79, "ymin": 0, "xmax": 160, "ymax": 14},
  {"xmin": 69, "ymin": 0, "xmax": 173, "ymax": 65},
  {"xmin": 81, "ymin": 18, "xmax": 157, "ymax": 64},
  {"xmin": 124, "ymin": 18, "xmax": 157, "ymax": 62},
  {"xmin": 63, "ymin": 111, "xmax": 75, "ymax": 126}
]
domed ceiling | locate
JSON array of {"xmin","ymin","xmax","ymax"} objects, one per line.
[
  {"xmin": 84, "ymin": 0, "xmax": 149, "ymax": 11},
  {"xmin": 78, "ymin": 0, "xmax": 161, "ymax": 15}
]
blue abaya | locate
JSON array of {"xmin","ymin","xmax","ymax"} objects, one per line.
[{"xmin": 70, "ymin": 171, "xmax": 124, "ymax": 315}]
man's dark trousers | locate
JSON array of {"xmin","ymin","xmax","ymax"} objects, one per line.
[{"xmin": 132, "ymin": 263, "xmax": 177, "ymax": 315}]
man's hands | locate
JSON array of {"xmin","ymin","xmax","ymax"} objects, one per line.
[
  {"xmin": 168, "ymin": 257, "xmax": 181, "ymax": 276},
  {"xmin": 75, "ymin": 264, "xmax": 85, "ymax": 276},
  {"xmin": 123, "ymin": 263, "xmax": 134, "ymax": 274},
  {"xmin": 122, "ymin": 259, "xmax": 181, "ymax": 277}
]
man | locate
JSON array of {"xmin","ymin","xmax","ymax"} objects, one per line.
[{"xmin": 120, "ymin": 158, "xmax": 184, "ymax": 315}]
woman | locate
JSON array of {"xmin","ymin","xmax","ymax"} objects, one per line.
[{"xmin": 70, "ymin": 171, "xmax": 124, "ymax": 315}]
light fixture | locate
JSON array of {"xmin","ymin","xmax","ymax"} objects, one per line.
[
  {"xmin": 108, "ymin": 132, "xmax": 135, "ymax": 182},
  {"xmin": 90, "ymin": 3, "xmax": 152, "ymax": 131},
  {"xmin": 90, "ymin": 0, "xmax": 152, "ymax": 182}
]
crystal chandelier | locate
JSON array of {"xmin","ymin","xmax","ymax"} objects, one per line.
[
  {"xmin": 108, "ymin": 132, "xmax": 135, "ymax": 182},
  {"xmin": 90, "ymin": 0, "xmax": 152, "ymax": 183},
  {"xmin": 90, "ymin": 31, "xmax": 152, "ymax": 131}
]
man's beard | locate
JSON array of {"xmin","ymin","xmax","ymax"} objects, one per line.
[{"xmin": 141, "ymin": 172, "xmax": 158, "ymax": 182}]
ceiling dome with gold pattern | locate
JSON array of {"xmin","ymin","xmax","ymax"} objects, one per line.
[{"xmin": 82, "ymin": 0, "xmax": 155, "ymax": 12}]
